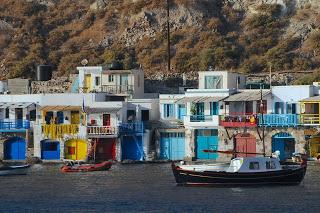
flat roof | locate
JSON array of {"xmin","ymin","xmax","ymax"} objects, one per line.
[{"xmin": 224, "ymin": 90, "xmax": 270, "ymax": 102}]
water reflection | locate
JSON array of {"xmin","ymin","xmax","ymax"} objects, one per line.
[{"xmin": 0, "ymin": 162, "xmax": 319, "ymax": 212}]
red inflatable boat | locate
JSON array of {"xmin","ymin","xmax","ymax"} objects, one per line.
[{"xmin": 61, "ymin": 161, "xmax": 112, "ymax": 173}]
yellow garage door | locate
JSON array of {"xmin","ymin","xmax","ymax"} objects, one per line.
[{"xmin": 65, "ymin": 139, "xmax": 87, "ymax": 160}]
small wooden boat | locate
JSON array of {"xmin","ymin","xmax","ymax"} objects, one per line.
[
  {"xmin": 0, "ymin": 164, "xmax": 30, "ymax": 176},
  {"xmin": 172, "ymin": 157, "xmax": 307, "ymax": 186},
  {"xmin": 60, "ymin": 161, "xmax": 112, "ymax": 173}
]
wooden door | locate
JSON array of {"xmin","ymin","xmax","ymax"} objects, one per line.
[
  {"xmin": 71, "ymin": 111, "xmax": 80, "ymax": 124},
  {"xmin": 103, "ymin": 114, "xmax": 110, "ymax": 126}
]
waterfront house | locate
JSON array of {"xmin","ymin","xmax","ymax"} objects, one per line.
[
  {"xmin": 77, "ymin": 66, "xmax": 145, "ymax": 99},
  {"xmin": 0, "ymin": 95, "xmax": 37, "ymax": 160}
]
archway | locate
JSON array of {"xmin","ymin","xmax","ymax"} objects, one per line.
[{"xmin": 272, "ymin": 132, "xmax": 295, "ymax": 161}]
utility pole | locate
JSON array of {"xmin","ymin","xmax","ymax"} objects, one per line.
[
  {"xmin": 166, "ymin": 0, "xmax": 171, "ymax": 72},
  {"xmin": 260, "ymin": 83, "xmax": 266, "ymax": 157}
]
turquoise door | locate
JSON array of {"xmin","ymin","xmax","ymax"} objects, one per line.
[
  {"xmin": 210, "ymin": 102, "xmax": 218, "ymax": 115},
  {"xmin": 196, "ymin": 136, "xmax": 219, "ymax": 160},
  {"xmin": 272, "ymin": 133, "xmax": 295, "ymax": 161},
  {"xmin": 196, "ymin": 102, "xmax": 204, "ymax": 115},
  {"xmin": 160, "ymin": 133, "xmax": 185, "ymax": 160},
  {"xmin": 120, "ymin": 75, "xmax": 129, "ymax": 85},
  {"xmin": 178, "ymin": 105, "xmax": 186, "ymax": 120}
]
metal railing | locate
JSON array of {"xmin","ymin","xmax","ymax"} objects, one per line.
[
  {"xmin": 300, "ymin": 114, "xmax": 320, "ymax": 124},
  {"xmin": 0, "ymin": 120, "xmax": 30, "ymax": 130},
  {"xmin": 100, "ymin": 85, "xmax": 133, "ymax": 94},
  {"xmin": 190, "ymin": 115, "xmax": 215, "ymax": 122},
  {"xmin": 220, "ymin": 114, "xmax": 257, "ymax": 127},
  {"xmin": 258, "ymin": 114, "xmax": 299, "ymax": 127},
  {"xmin": 87, "ymin": 126, "xmax": 117, "ymax": 135},
  {"xmin": 119, "ymin": 122, "xmax": 144, "ymax": 134}
]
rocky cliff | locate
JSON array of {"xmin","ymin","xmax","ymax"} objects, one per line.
[{"xmin": 0, "ymin": 0, "xmax": 320, "ymax": 84}]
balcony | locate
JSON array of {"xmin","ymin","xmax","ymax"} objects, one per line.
[
  {"xmin": 300, "ymin": 114, "xmax": 320, "ymax": 125},
  {"xmin": 42, "ymin": 124, "xmax": 79, "ymax": 139},
  {"xmin": 87, "ymin": 126, "xmax": 117, "ymax": 136},
  {"xmin": 0, "ymin": 120, "xmax": 30, "ymax": 132},
  {"xmin": 184, "ymin": 115, "xmax": 219, "ymax": 127},
  {"xmin": 258, "ymin": 114, "xmax": 299, "ymax": 127},
  {"xmin": 100, "ymin": 85, "xmax": 133, "ymax": 95},
  {"xmin": 119, "ymin": 122, "xmax": 144, "ymax": 134},
  {"xmin": 220, "ymin": 114, "xmax": 257, "ymax": 128}
]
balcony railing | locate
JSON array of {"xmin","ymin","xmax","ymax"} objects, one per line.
[
  {"xmin": 220, "ymin": 114, "xmax": 257, "ymax": 128},
  {"xmin": 87, "ymin": 126, "xmax": 117, "ymax": 136},
  {"xmin": 119, "ymin": 122, "xmax": 144, "ymax": 134},
  {"xmin": 42, "ymin": 124, "xmax": 79, "ymax": 139},
  {"xmin": 258, "ymin": 114, "xmax": 299, "ymax": 127},
  {"xmin": 0, "ymin": 120, "xmax": 30, "ymax": 130},
  {"xmin": 300, "ymin": 114, "xmax": 320, "ymax": 125},
  {"xmin": 190, "ymin": 115, "xmax": 216, "ymax": 122},
  {"xmin": 100, "ymin": 85, "xmax": 133, "ymax": 94}
]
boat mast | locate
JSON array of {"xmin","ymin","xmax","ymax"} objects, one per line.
[{"xmin": 260, "ymin": 83, "xmax": 266, "ymax": 157}]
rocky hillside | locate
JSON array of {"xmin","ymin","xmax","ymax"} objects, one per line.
[{"xmin": 1, "ymin": 0, "xmax": 320, "ymax": 84}]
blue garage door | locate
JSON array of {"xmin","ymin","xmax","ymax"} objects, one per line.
[
  {"xmin": 4, "ymin": 137, "xmax": 26, "ymax": 160},
  {"xmin": 160, "ymin": 132, "xmax": 185, "ymax": 160},
  {"xmin": 41, "ymin": 140, "xmax": 60, "ymax": 160},
  {"xmin": 121, "ymin": 136, "xmax": 143, "ymax": 161},
  {"xmin": 272, "ymin": 132, "xmax": 295, "ymax": 161},
  {"xmin": 196, "ymin": 129, "xmax": 218, "ymax": 160}
]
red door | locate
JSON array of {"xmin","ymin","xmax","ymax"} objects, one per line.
[
  {"xmin": 96, "ymin": 138, "xmax": 116, "ymax": 161},
  {"xmin": 235, "ymin": 133, "xmax": 256, "ymax": 157},
  {"xmin": 103, "ymin": 114, "xmax": 110, "ymax": 126}
]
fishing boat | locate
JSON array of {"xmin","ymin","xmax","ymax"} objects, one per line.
[
  {"xmin": 172, "ymin": 154, "xmax": 307, "ymax": 186},
  {"xmin": 0, "ymin": 164, "xmax": 30, "ymax": 176},
  {"xmin": 60, "ymin": 161, "xmax": 112, "ymax": 173}
]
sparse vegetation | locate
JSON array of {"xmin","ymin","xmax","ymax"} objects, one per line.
[{"xmin": 0, "ymin": 0, "xmax": 319, "ymax": 80}]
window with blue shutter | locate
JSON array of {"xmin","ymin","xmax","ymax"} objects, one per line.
[
  {"xmin": 164, "ymin": 104, "xmax": 174, "ymax": 118},
  {"xmin": 210, "ymin": 102, "xmax": 218, "ymax": 115}
]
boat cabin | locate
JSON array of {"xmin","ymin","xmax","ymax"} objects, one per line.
[{"xmin": 227, "ymin": 157, "xmax": 281, "ymax": 173}]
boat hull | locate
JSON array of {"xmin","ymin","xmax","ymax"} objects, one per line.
[
  {"xmin": 61, "ymin": 161, "xmax": 112, "ymax": 172},
  {"xmin": 172, "ymin": 163, "xmax": 307, "ymax": 186},
  {"xmin": 0, "ymin": 165, "xmax": 30, "ymax": 176}
]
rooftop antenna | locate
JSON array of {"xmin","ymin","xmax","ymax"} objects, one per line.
[{"xmin": 166, "ymin": 0, "xmax": 171, "ymax": 72}]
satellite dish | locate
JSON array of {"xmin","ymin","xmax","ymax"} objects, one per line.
[{"xmin": 81, "ymin": 59, "xmax": 88, "ymax": 66}]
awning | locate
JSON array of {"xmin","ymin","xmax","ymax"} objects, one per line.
[
  {"xmin": 40, "ymin": 106, "xmax": 82, "ymax": 111},
  {"xmin": 84, "ymin": 107, "xmax": 122, "ymax": 114},
  {"xmin": 300, "ymin": 96, "xmax": 320, "ymax": 102},
  {"xmin": 0, "ymin": 102, "xmax": 35, "ymax": 108},
  {"xmin": 175, "ymin": 96, "xmax": 225, "ymax": 104},
  {"xmin": 224, "ymin": 91, "xmax": 270, "ymax": 102}
]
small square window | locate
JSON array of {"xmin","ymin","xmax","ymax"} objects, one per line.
[
  {"xmin": 67, "ymin": 147, "xmax": 76, "ymax": 155},
  {"xmin": 249, "ymin": 162, "xmax": 260, "ymax": 170},
  {"xmin": 266, "ymin": 161, "xmax": 276, "ymax": 169}
]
